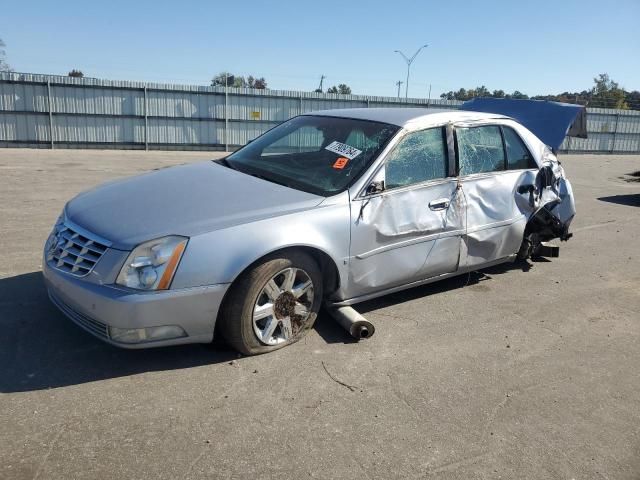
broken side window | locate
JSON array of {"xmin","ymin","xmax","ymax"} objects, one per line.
[
  {"xmin": 385, "ymin": 127, "xmax": 448, "ymax": 189},
  {"xmin": 457, "ymin": 125, "xmax": 505, "ymax": 175}
]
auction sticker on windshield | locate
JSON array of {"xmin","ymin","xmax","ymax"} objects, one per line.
[{"xmin": 325, "ymin": 141, "xmax": 362, "ymax": 160}]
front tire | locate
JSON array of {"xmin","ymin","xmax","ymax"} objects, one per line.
[{"xmin": 218, "ymin": 252, "xmax": 323, "ymax": 355}]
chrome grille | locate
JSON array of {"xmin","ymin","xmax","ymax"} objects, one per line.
[
  {"xmin": 49, "ymin": 291, "xmax": 109, "ymax": 340},
  {"xmin": 46, "ymin": 220, "xmax": 109, "ymax": 277}
]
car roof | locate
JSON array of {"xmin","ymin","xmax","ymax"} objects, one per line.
[{"xmin": 303, "ymin": 107, "xmax": 509, "ymax": 130}]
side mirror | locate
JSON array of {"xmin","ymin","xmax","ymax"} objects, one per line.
[{"xmin": 366, "ymin": 180, "xmax": 385, "ymax": 195}]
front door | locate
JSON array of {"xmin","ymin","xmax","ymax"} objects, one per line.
[{"xmin": 347, "ymin": 126, "xmax": 465, "ymax": 299}]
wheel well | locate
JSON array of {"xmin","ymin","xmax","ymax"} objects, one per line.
[
  {"xmin": 294, "ymin": 246, "xmax": 341, "ymax": 296},
  {"xmin": 234, "ymin": 246, "xmax": 340, "ymax": 298},
  {"xmin": 214, "ymin": 246, "xmax": 341, "ymax": 338}
]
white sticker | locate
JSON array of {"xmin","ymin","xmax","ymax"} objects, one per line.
[{"xmin": 324, "ymin": 141, "xmax": 362, "ymax": 160}]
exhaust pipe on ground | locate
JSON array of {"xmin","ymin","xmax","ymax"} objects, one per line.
[{"xmin": 327, "ymin": 306, "xmax": 375, "ymax": 339}]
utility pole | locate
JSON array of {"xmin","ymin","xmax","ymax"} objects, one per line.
[
  {"xmin": 394, "ymin": 44, "xmax": 429, "ymax": 98},
  {"xmin": 395, "ymin": 80, "xmax": 404, "ymax": 98},
  {"xmin": 427, "ymin": 83, "xmax": 432, "ymax": 107}
]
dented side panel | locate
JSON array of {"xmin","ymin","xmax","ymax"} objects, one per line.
[
  {"xmin": 460, "ymin": 170, "xmax": 532, "ymax": 267},
  {"xmin": 346, "ymin": 179, "xmax": 464, "ymax": 299}
]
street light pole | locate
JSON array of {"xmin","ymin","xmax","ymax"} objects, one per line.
[{"xmin": 394, "ymin": 44, "xmax": 428, "ymax": 99}]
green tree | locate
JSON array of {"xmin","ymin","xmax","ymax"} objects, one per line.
[
  {"xmin": 591, "ymin": 73, "xmax": 628, "ymax": 109},
  {"xmin": 68, "ymin": 69, "xmax": 84, "ymax": 78},
  {"xmin": 0, "ymin": 38, "xmax": 12, "ymax": 72},
  {"xmin": 437, "ymin": 74, "xmax": 638, "ymax": 110},
  {"xmin": 247, "ymin": 75, "xmax": 267, "ymax": 89},
  {"xmin": 211, "ymin": 72, "xmax": 235, "ymax": 87},
  {"xmin": 508, "ymin": 90, "xmax": 529, "ymax": 99},
  {"xmin": 326, "ymin": 84, "xmax": 352, "ymax": 94},
  {"xmin": 211, "ymin": 72, "xmax": 267, "ymax": 89},
  {"xmin": 338, "ymin": 84, "xmax": 351, "ymax": 95}
]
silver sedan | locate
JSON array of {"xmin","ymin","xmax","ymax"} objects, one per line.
[{"xmin": 43, "ymin": 108, "xmax": 575, "ymax": 354}]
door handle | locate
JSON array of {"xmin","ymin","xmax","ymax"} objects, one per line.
[{"xmin": 428, "ymin": 198, "xmax": 450, "ymax": 211}]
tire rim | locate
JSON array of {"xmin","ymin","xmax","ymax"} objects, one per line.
[{"xmin": 253, "ymin": 267, "xmax": 315, "ymax": 346}]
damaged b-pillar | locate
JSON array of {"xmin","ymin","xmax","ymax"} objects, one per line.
[{"xmin": 327, "ymin": 306, "xmax": 375, "ymax": 339}]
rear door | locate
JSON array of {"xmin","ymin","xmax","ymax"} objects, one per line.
[
  {"xmin": 455, "ymin": 123, "xmax": 538, "ymax": 267},
  {"xmin": 347, "ymin": 126, "xmax": 465, "ymax": 298}
]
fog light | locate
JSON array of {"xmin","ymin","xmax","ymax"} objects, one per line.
[{"xmin": 109, "ymin": 325, "xmax": 187, "ymax": 344}]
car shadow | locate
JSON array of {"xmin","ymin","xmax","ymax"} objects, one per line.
[
  {"xmin": 2, "ymin": 259, "xmax": 534, "ymax": 392},
  {"xmin": 0, "ymin": 271, "xmax": 238, "ymax": 393},
  {"xmin": 598, "ymin": 194, "xmax": 640, "ymax": 207},
  {"xmin": 315, "ymin": 259, "xmax": 533, "ymax": 343}
]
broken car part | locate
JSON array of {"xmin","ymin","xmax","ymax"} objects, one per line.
[{"xmin": 327, "ymin": 306, "xmax": 375, "ymax": 339}]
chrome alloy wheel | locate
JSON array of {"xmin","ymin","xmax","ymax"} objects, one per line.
[{"xmin": 252, "ymin": 268, "xmax": 315, "ymax": 346}]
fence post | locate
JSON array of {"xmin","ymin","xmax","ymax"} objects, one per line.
[
  {"xmin": 612, "ymin": 112, "xmax": 620, "ymax": 154},
  {"xmin": 299, "ymin": 96, "xmax": 303, "ymax": 115},
  {"xmin": 225, "ymin": 76, "xmax": 229, "ymax": 152},
  {"xmin": 47, "ymin": 80, "xmax": 54, "ymax": 149},
  {"xmin": 143, "ymin": 84, "xmax": 148, "ymax": 151}
]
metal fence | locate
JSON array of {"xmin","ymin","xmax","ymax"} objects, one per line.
[{"xmin": 1, "ymin": 72, "xmax": 639, "ymax": 153}]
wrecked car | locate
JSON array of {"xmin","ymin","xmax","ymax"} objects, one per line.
[{"xmin": 43, "ymin": 107, "xmax": 575, "ymax": 354}]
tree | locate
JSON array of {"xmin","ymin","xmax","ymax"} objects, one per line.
[
  {"xmin": 247, "ymin": 75, "xmax": 267, "ymax": 89},
  {"xmin": 338, "ymin": 84, "xmax": 351, "ymax": 95},
  {"xmin": 437, "ymin": 74, "xmax": 638, "ymax": 110},
  {"xmin": 326, "ymin": 84, "xmax": 352, "ymax": 94},
  {"xmin": 508, "ymin": 90, "xmax": 529, "ymax": 100},
  {"xmin": 211, "ymin": 72, "xmax": 238, "ymax": 87},
  {"xmin": 68, "ymin": 69, "xmax": 84, "ymax": 78},
  {"xmin": 0, "ymin": 38, "xmax": 12, "ymax": 72},
  {"xmin": 591, "ymin": 73, "xmax": 628, "ymax": 109},
  {"xmin": 211, "ymin": 72, "xmax": 267, "ymax": 89}
]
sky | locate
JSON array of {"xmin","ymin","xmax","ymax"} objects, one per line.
[{"xmin": 1, "ymin": 0, "xmax": 638, "ymax": 99}]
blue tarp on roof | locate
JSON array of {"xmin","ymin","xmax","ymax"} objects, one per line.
[{"xmin": 460, "ymin": 98, "xmax": 587, "ymax": 151}]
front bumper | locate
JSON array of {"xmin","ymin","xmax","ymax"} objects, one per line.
[{"xmin": 43, "ymin": 261, "xmax": 230, "ymax": 349}]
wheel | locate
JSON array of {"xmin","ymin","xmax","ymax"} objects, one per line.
[{"xmin": 218, "ymin": 252, "xmax": 323, "ymax": 355}]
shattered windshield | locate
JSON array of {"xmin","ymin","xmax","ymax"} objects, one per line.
[{"xmin": 225, "ymin": 115, "xmax": 399, "ymax": 196}]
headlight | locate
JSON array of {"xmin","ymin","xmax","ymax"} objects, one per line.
[{"xmin": 116, "ymin": 236, "xmax": 188, "ymax": 290}]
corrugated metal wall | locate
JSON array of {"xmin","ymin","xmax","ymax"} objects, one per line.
[{"xmin": 1, "ymin": 72, "xmax": 639, "ymax": 153}]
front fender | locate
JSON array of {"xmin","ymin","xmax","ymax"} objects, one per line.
[{"xmin": 171, "ymin": 196, "xmax": 351, "ymax": 290}]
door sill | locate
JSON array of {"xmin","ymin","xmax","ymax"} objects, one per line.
[{"xmin": 329, "ymin": 255, "xmax": 516, "ymax": 307}]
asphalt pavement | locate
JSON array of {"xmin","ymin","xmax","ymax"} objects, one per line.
[{"xmin": 0, "ymin": 148, "xmax": 638, "ymax": 479}]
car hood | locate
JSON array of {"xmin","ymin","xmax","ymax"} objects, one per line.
[{"xmin": 65, "ymin": 161, "xmax": 324, "ymax": 250}]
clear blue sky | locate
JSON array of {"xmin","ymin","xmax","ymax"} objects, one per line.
[{"xmin": 2, "ymin": 0, "xmax": 638, "ymax": 98}]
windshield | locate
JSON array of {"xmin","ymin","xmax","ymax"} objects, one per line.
[{"xmin": 225, "ymin": 115, "xmax": 399, "ymax": 196}]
